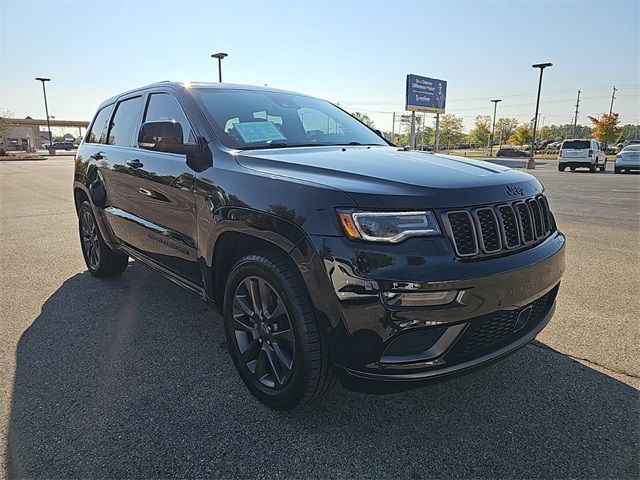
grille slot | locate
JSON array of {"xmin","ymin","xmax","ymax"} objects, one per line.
[
  {"xmin": 474, "ymin": 208, "xmax": 502, "ymax": 253},
  {"xmin": 497, "ymin": 205, "xmax": 520, "ymax": 248},
  {"xmin": 528, "ymin": 198, "xmax": 545, "ymax": 238},
  {"xmin": 515, "ymin": 201, "xmax": 535, "ymax": 243},
  {"xmin": 537, "ymin": 196, "xmax": 551, "ymax": 232},
  {"xmin": 446, "ymin": 211, "xmax": 478, "ymax": 256},
  {"xmin": 443, "ymin": 195, "xmax": 554, "ymax": 259}
]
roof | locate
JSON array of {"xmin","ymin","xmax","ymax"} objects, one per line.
[{"xmin": 97, "ymin": 81, "xmax": 309, "ymax": 109}]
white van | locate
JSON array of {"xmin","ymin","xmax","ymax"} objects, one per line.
[{"xmin": 558, "ymin": 139, "xmax": 607, "ymax": 172}]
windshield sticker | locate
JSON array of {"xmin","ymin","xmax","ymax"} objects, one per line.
[{"xmin": 233, "ymin": 121, "xmax": 287, "ymax": 144}]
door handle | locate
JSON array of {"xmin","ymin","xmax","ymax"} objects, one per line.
[
  {"xmin": 126, "ymin": 159, "xmax": 144, "ymax": 169},
  {"xmin": 138, "ymin": 187, "xmax": 152, "ymax": 196},
  {"xmin": 90, "ymin": 152, "xmax": 104, "ymax": 160}
]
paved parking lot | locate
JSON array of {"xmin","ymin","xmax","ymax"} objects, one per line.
[{"xmin": 1, "ymin": 156, "xmax": 638, "ymax": 478}]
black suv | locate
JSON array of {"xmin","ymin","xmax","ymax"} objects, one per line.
[{"xmin": 74, "ymin": 82, "xmax": 565, "ymax": 410}]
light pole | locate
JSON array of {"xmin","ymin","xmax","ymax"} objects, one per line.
[
  {"xmin": 528, "ymin": 62, "xmax": 552, "ymax": 170},
  {"xmin": 489, "ymin": 99, "xmax": 501, "ymax": 156},
  {"xmin": 211, "ymin": 52, "xmax": 228, "ymax": 82},
  {"xmin": 35, "ymin": 77, "xmax": 53, "ymax": 152}
]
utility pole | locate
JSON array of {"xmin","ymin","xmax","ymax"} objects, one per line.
[
  {"xmin": 409, "ymin": 111, "xmax": 416, "ymax": 149},
  {"xmin": 489, "ymin": 99, "xmax": 502, "ymax": 157},
  {"xmin": 435, "ymin": 113, "xmax": 440, "ymax": 152},
  {"xmin": 609, "ymin": 85, "xmax": 617, "ymax": 115},
  {"xmin": 528, "ymin": 62, "xmax": 552, "ymax": 170},
  {"xmin": 391, "ymin": 112, "xmax": 395, "ymax": 137},
  {"xmin": 572, "ymin": 89, "xmax": 581, "ymax": 138}
]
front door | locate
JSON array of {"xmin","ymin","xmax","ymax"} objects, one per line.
[{"xmin": 103, "ymin": 92, "xmax": 200, "ymax": 283}]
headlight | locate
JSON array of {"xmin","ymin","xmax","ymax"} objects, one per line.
[{"xmin": 337, "ymin": 210, "xmax": 441, "ymax": 243}]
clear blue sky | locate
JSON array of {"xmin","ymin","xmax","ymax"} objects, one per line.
[{"xmin": 1, "ymin": 0, "xmax": 638, "ymax": 132}]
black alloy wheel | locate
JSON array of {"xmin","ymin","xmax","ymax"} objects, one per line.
[
  {"xmin": 81, "ymin": 208, "xmax": 101, "ymax": 270},
  {"xmin": 232, "ymin": 276, "xmax": 295, "ymax": 389},
  {"xmin": 223, "ymin": 254, "xmax": 334, "ymax": 410},
  {"xmin": 78, "ymin": 201, "xmax": 128, "ymax": 277}
]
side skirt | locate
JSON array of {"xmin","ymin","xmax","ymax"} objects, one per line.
[{"xmin": 120, "ymin": 245, "xmax": 213, "ymax": 304}]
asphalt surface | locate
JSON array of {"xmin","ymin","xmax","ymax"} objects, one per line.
[{"xmin": 1, "ymin": 156, "xmax": 638, "ymax": 479}]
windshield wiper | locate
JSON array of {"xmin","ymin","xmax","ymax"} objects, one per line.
[{"xmin": 239, "ymin": 143, "xmax": 331, "ymax": 150}]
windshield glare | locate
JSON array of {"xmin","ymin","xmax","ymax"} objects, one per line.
[{"xmin": 193, "ymin": 88, "xmax": 387, "ymax": 149}]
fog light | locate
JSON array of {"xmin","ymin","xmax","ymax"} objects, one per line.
[{"xmin": 381, "ymin": 290, "xmax": 458, "ymax": 307}]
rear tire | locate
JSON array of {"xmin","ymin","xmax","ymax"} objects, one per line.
[
  {"xmin": 79, "ymin": 201, "xmax": 128, "ymax": 277},
  {"xmin": 614, "ymin": 167, "xmax": 621, "ymax": 174},
  {"xmin": 223, "ymin": 253, "xmax": 334, "ymax": 410},
  {"xmin": 589, "ymin": 163, "xmax": 596, "ymax": 173}
]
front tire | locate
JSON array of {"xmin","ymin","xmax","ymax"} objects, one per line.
[
  {"xmin": 558, "ymin": 163, "xmax": 566, "ymax": 172},
  {"xmin": 79, "ymin": 201, "xmax": 128, "ymax": 277},
  {"xmin": 223, "ymin": 253, "xmax": 334, "ymax": 410}
]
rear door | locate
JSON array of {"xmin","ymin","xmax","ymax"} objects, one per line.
[{"xmin": 104, "ymin": 90, "xmax": 200, "ymax": 283}]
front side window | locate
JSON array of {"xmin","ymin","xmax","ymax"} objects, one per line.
[
  {"xmin": 86, "ymin": 104, "xmax": 113, "ymax": 144},
  {"xmin": 108, "ymin": 96, "xmax": 142, "ymax": 147},
  {"xmin": 143, "ymin": 93, "xmax": 193, "ymax": 143},
  {"xmin": 193, "ymin": 89, "xmax": 387, "ymax": 150}
]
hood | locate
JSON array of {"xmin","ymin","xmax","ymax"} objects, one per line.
[{"xmin": 236, "ymin": 146, "xmax": 542, "ymax": 209}]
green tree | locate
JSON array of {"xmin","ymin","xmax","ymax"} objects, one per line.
[
  {"xmin": 0, "ymin": 109, "xmax": 13, "ymax": 141},
  {"xmin": 508, "ymin": 124, "xmax": 532, "ymax": 146},
  {"xmin": 469, "ymin": 115, "xmax": 491, "ymax": 149},
  {"xmin": 495, "ymin": 117, "xmax": 519, "ymax": 145},
  {"xmin": 351, "ymin": 111, "xmax": 375, "ymax": 128},
  {"xmin": 400, "ymin": 114, "xmax": 422, "ymax": 135},
  {"xmin": 439, "ymin": 114, "xmax": 464, "ymax": 149},
  {"xmin": 587, "ymin": 113, "xmax": 622, "ymax": 145}
]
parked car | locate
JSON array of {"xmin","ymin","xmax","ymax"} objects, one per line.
[
  {"xmin": 558, "ymin": 139, "xmax": 606, "ymax": 172},
  {"xmin": 615, "ymin": 144, "xmax": 640, "ymax": 173},
  {"xmin": 73, "ymin": 82, "xmax": 565, "ymax": 410},
  {"xmin": 496, "ymin": 147, "xmax": 529, "ymax": 158},
  {"xmin": 51, "ymin": 141, "xmax": 76, "ymax": 150}
]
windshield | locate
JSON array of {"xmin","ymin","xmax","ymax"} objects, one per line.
[
  {"xmin": 562, "ymin": 140, "xmax": 590, "ymax": 150},
  {"xmin": 193, "ymin": 88, "xmax": 388, "ymax": 150}
]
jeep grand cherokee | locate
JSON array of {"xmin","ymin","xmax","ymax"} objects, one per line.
[{"xmin": 73, "ymin": 82, "xmax": 566, "ymax": 410}]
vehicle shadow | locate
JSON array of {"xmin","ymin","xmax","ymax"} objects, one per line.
[{"xmin": 6, "ymin": 264, "xmax": 639, "ymax": 479}]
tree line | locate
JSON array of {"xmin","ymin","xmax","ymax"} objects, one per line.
[{"xmin": 351, "ymin": 111, "xmax": 638, "ymax": 149}]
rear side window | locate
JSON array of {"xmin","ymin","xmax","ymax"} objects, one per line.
[
  {"xmin": 108, "ymin": 96, "xmax": 142, "ymax": 147},
  {"xmin": 143, "ymin": 93, "xmax": 193, "ymax": 143},
  {"xmin": 562, "ymin": 140, "xmax": 590, "ymax": 149},
  {"xmin": 86, "ymin": 105, "xmax": 113, "ymax": 144}
]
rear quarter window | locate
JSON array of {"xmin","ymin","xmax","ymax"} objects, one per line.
[{"xmin": 86, "ymin": 105, "xmax": 114, "ymax": 144}]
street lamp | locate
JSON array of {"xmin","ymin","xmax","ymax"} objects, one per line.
[
  {"xmin": 35, "ymin": 77, "xmax": 53, "ymax": 152},
  {"xmin": 489, "ymin": 99, "xmax": 502, "ymax": 157},
  {"xmin": 528, "ymin": 62, "xmax": 552, "ymax": 169},
  {"xmin": 211, "ymin": 52, "xmax": 228, "ymax": 82}
]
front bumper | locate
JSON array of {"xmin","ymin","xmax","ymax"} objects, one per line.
[{"xmin": 310, "ymin": 231, "xmax": 566, "ymax": 383}]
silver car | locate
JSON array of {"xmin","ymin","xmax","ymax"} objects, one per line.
[{"xmin": 615, "ymin": 144, "xmax": 640, "ymax": 174}]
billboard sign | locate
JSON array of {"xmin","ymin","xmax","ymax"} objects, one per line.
[{"xmin": 406, "ymin": 74, "xmax": 447, "ymax": 113}]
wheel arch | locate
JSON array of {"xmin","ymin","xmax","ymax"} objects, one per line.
[{"xmin": 206, "ymin": 211, "xmax": 343, "ymax": 337}]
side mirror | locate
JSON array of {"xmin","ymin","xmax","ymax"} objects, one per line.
[
  {"xmin": 372, "ymin": 129, "xmax": 385, "ymax": 139},
  {"xmin": 138, "ymin": 121, "xmax": 196, "ymax": 155}
]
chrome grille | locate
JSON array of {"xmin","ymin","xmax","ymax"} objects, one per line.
[{"xmin": 443, "ymin": 195, "xmax": 554, "ymax": 258}]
